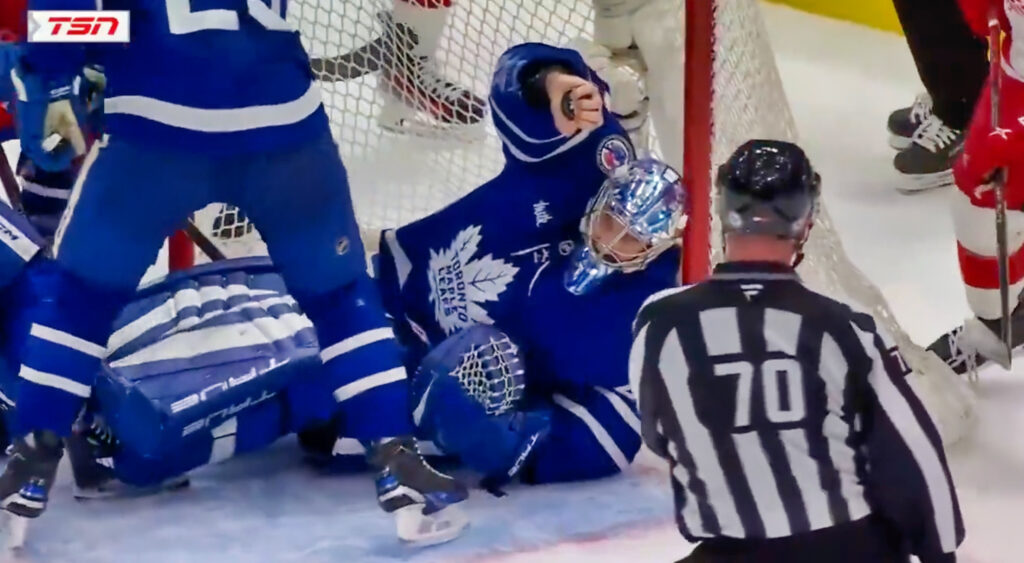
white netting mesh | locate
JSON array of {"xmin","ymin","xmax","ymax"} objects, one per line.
[
  {"xmin": 183, "ymin": 0, "xmax": 973, "ymax": 443},
  {"xmin": 704, "ymin": 0, "xmax": 973, "ymax": 444}
]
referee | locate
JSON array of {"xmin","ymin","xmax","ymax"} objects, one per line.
[{"xmin": 630, "ymin": 140, "xmax": 964, "ymax": 562}]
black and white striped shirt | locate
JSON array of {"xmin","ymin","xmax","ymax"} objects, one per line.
[{"xmin": 630, "ymin": 261, "xmax": 963, "ymax": 562}]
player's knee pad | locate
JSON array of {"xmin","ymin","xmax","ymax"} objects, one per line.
[
  {"xmin": 522, "ymin": 387, "xmax": 642, "ymax": 484},
  {"xmin": 411, "ymin": 325, "xmax": 550, "ymax": 482}
]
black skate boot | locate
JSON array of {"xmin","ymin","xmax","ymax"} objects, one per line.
[
  {"xmin": 0, "ymin": 431, "xmax": 62, "ymax": 519},
  {"xmin": 369, "ymin": 436, "xmax": 468, "ymax": 546},
  {"xmin": 893, "ymin": 114, "xmax": 963, "ymax": 192},
  {"xmin": 377, "ymin": 6, "xmax": 487, "ymax": 131},
  {"xmin": 928, "ymin": 299, "xmax": 1024, "ymax": 373},
  {"xmin": 67, "ymin": 420, "xmax": 188, "ymax": 500},
  {"xmin": 888, "ymin": 92, "xmax": 933, "ymax": 150}
]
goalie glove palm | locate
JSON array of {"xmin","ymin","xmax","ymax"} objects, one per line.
[
  {"xmin": 411, "ymin": 325, "xmax": 550, "ymax": 482},
  {"xmin": 11, "ymin": 67, "xmax": 86, "ymax": 172}
]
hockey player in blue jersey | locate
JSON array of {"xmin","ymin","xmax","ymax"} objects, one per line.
[
  {"xmin": 3, "ymin": 0, "xmax": 467, "ymax": 545},
  {"xmin": 355, "ymin": 42, "xmax": 686, "ymax": 487}
]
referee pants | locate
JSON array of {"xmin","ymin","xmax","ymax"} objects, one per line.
[
  {"xmin": 892, "ymin": 0, "xmax": 987, "ymax": 130},
  {"xmin": 677, "ymin": 515, "xmax": 910, "ymax": 563}
]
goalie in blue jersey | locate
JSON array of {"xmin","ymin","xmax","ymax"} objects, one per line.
[
  {"xmin": 304, "ymin": 42, "xmax": 687, "ymax": 488},
  {"xmin": 1, "ymin": 0, "xmax": 467, "ymax": 545}
]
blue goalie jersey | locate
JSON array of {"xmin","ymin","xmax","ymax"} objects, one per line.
[
  {"xmin": 23, "ymin": 0, "xmax": 327, "ymax": 153},
  {"xmin": 375, "ymin": 44, "xmax": 680, "ymax": 392}
]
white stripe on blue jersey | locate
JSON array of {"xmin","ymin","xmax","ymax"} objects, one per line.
[{"xmin": 104, "ymin": 81, "xmax": 323, "ymax": 135}]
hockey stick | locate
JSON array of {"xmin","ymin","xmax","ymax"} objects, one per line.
[
  {"xmin": 0, "ymin": 145, "xmax": 22, "ymax": 213},
  {"xmin": 309, "ymin": 11, "xmax": 420, "ymax": 82},
  {"xmin": 989, "ymin": 5, "xmax": 1014, "ymax": 365},
  {"xmin": 182, "ymin": 219, "xmax": 227, "ymax": 262}
]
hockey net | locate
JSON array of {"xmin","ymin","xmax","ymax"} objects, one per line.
[{"xmin": 170, "ymin": 0, "xmax": 975, "ymax": 444}]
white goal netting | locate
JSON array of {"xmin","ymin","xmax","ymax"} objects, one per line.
[{"xmin": 183, "ymin": 0, "xmax": 974, "ymax": 444}]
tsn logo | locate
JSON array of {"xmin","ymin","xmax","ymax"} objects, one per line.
[{"xmin": 27, "ymin": 10, "xmax": 130, "ymax": 43}]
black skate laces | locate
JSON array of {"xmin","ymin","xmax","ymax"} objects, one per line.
[{"xmin": 913, "ymin": 115, "xmax": 960, "ymax": 153}]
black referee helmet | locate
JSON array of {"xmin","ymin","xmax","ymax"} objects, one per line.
[{"xmin": 716, "ymin": 140, "xmax": 821, "ymax": 240}]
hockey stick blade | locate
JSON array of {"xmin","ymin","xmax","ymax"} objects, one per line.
[
  {"xmin": 0, "ymin": 146, "xmax": 22, "ymax": 213},
  {"xmin": 310, "ymin": 11, "xmax": 420, "ymax": 82},
  {"xmin": 989, "ymin": 7, "xmax": 1014, "ymax": 364},
  {"xmin": 182, "ymin": 220, "xmax": 227, "ymax": 262}
]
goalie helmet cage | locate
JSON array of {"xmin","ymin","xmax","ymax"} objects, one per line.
[{"xmin": 165, "ymin": 0, "xmax": 974, "ymax": 444}]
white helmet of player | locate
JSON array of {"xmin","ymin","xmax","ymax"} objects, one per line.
[{"xmin": 564, "ymin": 157, "xmax": 687, "ymax": 294}]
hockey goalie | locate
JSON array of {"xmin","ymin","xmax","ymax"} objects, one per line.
[{"xmin": 929, "ymin": 0, "xmax": 1024, "ymax": 372}]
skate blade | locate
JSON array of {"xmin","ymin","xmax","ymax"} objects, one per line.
[
  {"xmin": 963, "ymin": 317, "xmax": 1012, "ymax": 370},
  {"xmin": 888, "ymin": 134, "xmax": 912, "ymax": 151},
  {"xmin": 896, "ymin": 169, "xmax": 954, "ymax": 193},
  {"xmin": 394, "ymin": 503, "xmax": 469, "ymax": 547},
  {"xmin": 73, "ymin": 476, "xmax": 190, "ymax": 500},
  {"xmin": 3, "ymin": 513, "xmax": 28, "ymax": 551}
]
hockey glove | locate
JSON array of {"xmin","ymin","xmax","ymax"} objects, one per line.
[
  {"xmin": 11, "ymin": 64, "xmax": 87, "ymax": 172},
  {"xmin": 953, "ymin": 74, "xmax": 1024, "ymax": 197},
  {"xmin": 411, "ymin": 325, "xmax": 551, "ymax": 484}
]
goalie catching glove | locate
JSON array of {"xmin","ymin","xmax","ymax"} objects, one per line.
[{"xmin": 411, "ymin": 325, "xmax": 551, "ymax": 489}]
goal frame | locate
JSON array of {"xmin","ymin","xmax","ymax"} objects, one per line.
[{"xmin": 682, "ymin": 0, "xmax": 714, "ymax": 283}]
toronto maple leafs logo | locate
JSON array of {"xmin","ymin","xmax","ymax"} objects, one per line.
[{"xmin": 428, "ymin": 226, "xmax": 519, "ymax": 335}]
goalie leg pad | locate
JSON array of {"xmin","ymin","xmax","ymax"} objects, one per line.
[
  {"xmin": 521, "ymin": 386, "xmax": 641, "ymax": 484},
  {"xmin": 411, "ymin": 325, "xmax": 550, "ymax": 482}
]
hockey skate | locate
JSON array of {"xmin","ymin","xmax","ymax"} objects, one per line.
[
  {"xmin": 0, "ymin": 430, "xmax": 63, "ymax": 549},
  {"xmin": 887, "ymin": 92, "xmax": 933, "ymax": 150},
  {"xmin": 377, "ymin": 6, "xmax": 487, "ymax": 136},
  {"xmin": 894, "ymin": 114, "xmax": 963, "ymax": 192},
  {"xmin": 928, "ymin": 297, "xmax": 1024, "ymax": 374},
  {"xmin": 368, "ymin": 436, "xmax": 469, "ymax": 546},
  {"xmin": 66, "ymin": 421, "xmax": 188, "ymax": 500}
]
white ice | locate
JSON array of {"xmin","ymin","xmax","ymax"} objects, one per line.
[{"xmin": 1, "ymin": 3, "xmax": 1020, "ymax": 562}]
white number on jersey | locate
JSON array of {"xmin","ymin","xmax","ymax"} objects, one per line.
[{"xmin": 167, "ymin": 0, "xmax": 291, "ymax": 35}]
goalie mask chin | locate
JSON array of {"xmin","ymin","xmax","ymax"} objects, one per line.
[{"xmin": 565, "ymin": 158, "xmax": 687, "ymax": 295}]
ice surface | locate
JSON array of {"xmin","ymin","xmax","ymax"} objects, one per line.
[{"xmin": 1, "ymin": 3, "xmax": 1021, "ymax": 562}]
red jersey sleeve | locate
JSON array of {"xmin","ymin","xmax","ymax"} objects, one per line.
[{"xmin": 0, "ymin": 0, "xmax": 26, "ymax": 42}]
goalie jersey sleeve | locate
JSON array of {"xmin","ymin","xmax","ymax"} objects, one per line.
[
  {"xmin": 630, "ymin": 263, "xmax": 963, "ymax": 562},
  {"xmin": 20, "ymin": 0, "xmax": 326, "ymax": 154}
]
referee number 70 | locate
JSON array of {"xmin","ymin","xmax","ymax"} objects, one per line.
[{"xmin": 714, "ymin": 359, "xmax": 806, "ymax": 428}]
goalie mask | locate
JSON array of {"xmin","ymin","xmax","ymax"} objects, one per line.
[{"xmin": 565, "ymin": 158, "xmax": 687, "ymax": 295}]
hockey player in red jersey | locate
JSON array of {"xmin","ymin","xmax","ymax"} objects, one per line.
[{"xmin": 931, "ymin": 0, "xmax": 1024, "ymax": 370}]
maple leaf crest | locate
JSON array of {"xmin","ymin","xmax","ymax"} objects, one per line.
[{"xmin": 427, "ymin": 226, "xmax": 518, "ymax": 335}]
